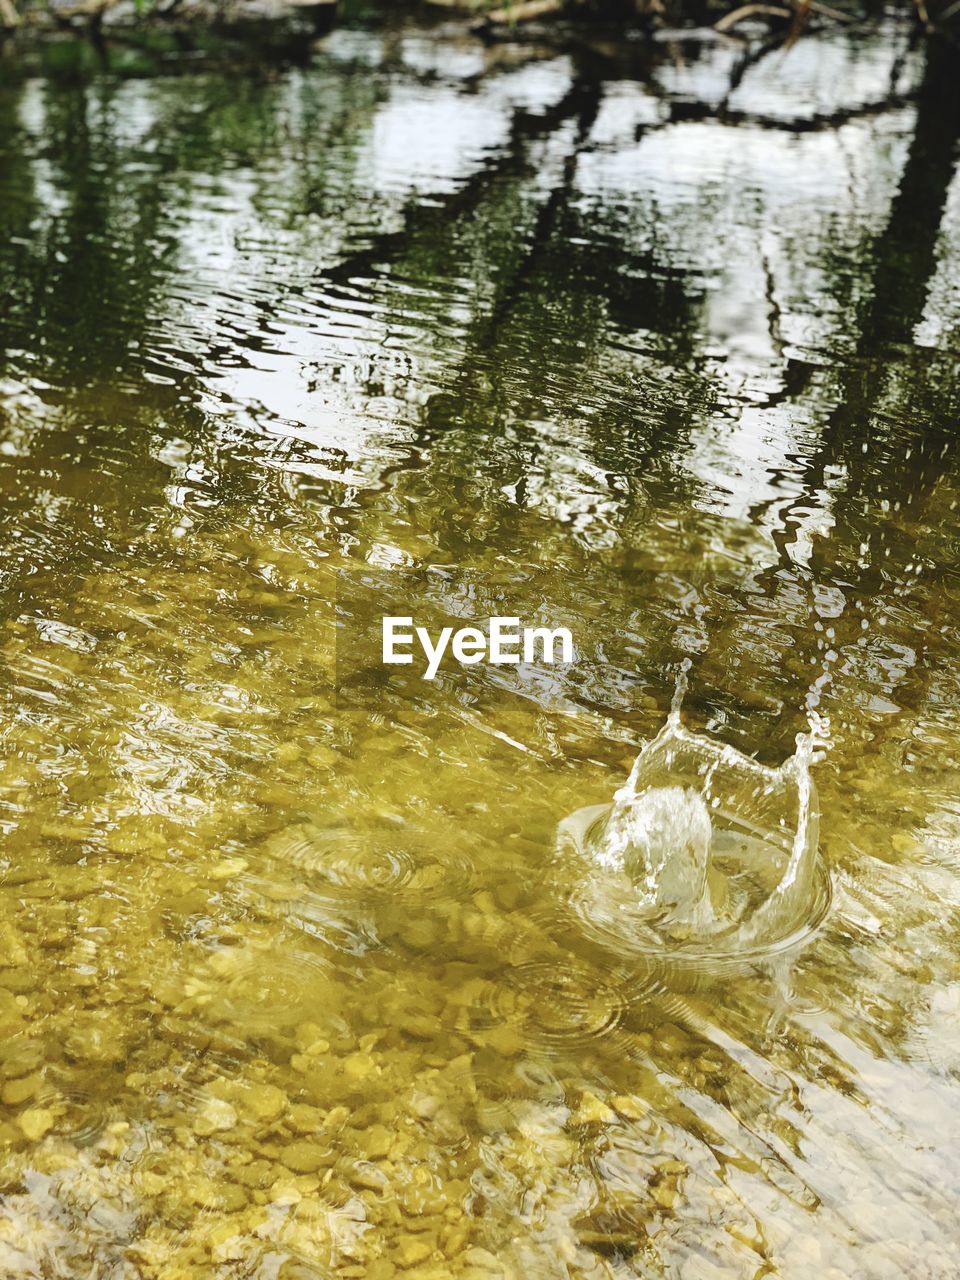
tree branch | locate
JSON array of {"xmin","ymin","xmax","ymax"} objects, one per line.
[{"xmin": 715, "ymin": 4, "xmax": 791, "ymax": 32}]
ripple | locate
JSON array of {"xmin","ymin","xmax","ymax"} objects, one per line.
[
  {"xmin": 211, "ymin": 948, "xmax": 336, "ymax": 1034},
  {"xmin": 563, "ymin": 844, "xmax": 833, "ymax": 981},
  {"xmin": 503, "ymin": 959, "xmax": 637, "ymax": 1049},
  {"xmin": 235, "ymin": 876, "xmax": 378, "ymax": 956},
  {"xmin": 307, "ymin": 840, "xmax": 420, "ymax": 894},
  {"xmin": 466, "ymin": 1058, "xmax": 568, "ymax": 1134},
  {"xmin": 264, "ymin": 823, "xmax": 477, "ymax": 904},
  {"xmin": 429, "ymin": 952, "xmax": 645, "ymax": 1054},
  {"xmin": 32, "ymin": 1082, "xmax": 110, "ymax": 1146}
]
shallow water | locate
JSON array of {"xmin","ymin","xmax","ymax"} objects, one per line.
[{"xmin": 1, "ymin": 11, "xmax": 960, "ymax": 1278}]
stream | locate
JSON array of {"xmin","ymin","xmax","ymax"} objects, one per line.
[{"xmin": 1, "ymin": 12, "xmax": 960, "ymax": 1279}]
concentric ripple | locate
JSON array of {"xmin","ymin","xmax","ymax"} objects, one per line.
[
  {"xmin": 562, "ymin": 823, "xmax": 833, "ymax": 978},
  {"xmin": 235, "ymin": 876, "xmax": 378, "ymax": 955},
  {"xmin": 205, "ymin": 946, "xmax": 337, "ymax": 1035},
  {"xmin": 26, "ymin": 1082, "xmax": 110, "ymax": 1147},
  {"xmin": 263, "ymin": 822, "xmax": 477, "ymax": 904},
  {"xmin": 503, "ymin": 959, "xmax": 638, "ymax": 1049}
]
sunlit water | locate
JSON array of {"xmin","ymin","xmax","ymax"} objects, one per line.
[{"xmin": 1, "ymin": 11, "xmax": 960, "ymax": 1279}]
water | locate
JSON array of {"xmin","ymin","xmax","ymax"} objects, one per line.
[
  {"xmin": 558, "ymin": 670, "xmax": 830, "ymax": 959},
  {"xmin": 1, "ymin": 11, "xmax": 960, "ymax": 1278}
]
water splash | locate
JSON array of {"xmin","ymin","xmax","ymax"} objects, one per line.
[
  {"xmin": 558, "ymin": 667, "xmax": 831, "ymax": 965},
  {"xmin": 594, "ymin": 785, "xmax": 717, "ymax": 930}
]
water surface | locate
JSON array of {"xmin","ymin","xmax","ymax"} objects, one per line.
[{"xmin": 1, "ymin": 14, "xmax": 960, "ymax": 1278}]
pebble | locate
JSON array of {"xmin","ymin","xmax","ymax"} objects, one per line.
[
  {"xmin": 401, "ymin": 1183, "xmax": 448, "ymax": 1217},
  {"xmin": 462, "ymin": 1246, "xmax": 502, "ymax": 1271},
  {"xmin": 209, "ymin": 857, "xmax": 248, "ymax": 880},
  {"xmin": 64, "ymin": 1021, "xmax": 126, "ymax": 1065},
  {"xmin": 281, "ymin": 1140, "xmax": 335, "ymax": 1174},
  {"xmin": 0, "ymin": 1040, "xmax": 44, "ymax": 1078},
  {"xmin": 286, "ymin": 1103, "xmax": 325, "ymax": 1134},
  {"xmin": 1, "ymin": 1073, "xmax": 43, "ymax": 1106},
  {"xmin": 366, "ymin": 1261, "xmax": 397, "ymax": 1280},
  {"xmin": 218, "ymin": 1183, "xmax": 249, "ymax": 1214},
  {"xmin": 233, "ymin": 1159, "xmax": 277, "ymax": 1189},
  {"xmin": 343, "ymin": 1052, "xmax": 379, "ymax": 1081},
  {"xmin": 570, "ymin": 1092, "xmax": 615, "ymax": 1126},
  {"xmin": 401, "ymin": 1015, "xmax": 439, "ymax": 1040},
  {"xmin": 194, "ymin": 1099, "xmax": 238, "ymax": 1136},
  {"xmin": 183, "ymin": 1176, "xmax": 248, "ymax": 1213},
  {"xmin": 891, "ymin": 832, "xmax": 921, "ymax": 855},
  {"xmin": 19, "ymin": 1107, "xmax": 55, "ymax": 1141},
  {"xmin": 395, "ymin": 1236, "xmax": 433, "ymax": 1268},
  {"xmin": 472, "ymin": 1024, "xmax": 525, "ymax": 1057},
  {"xmin": 651, "ymin": 1181, "xmax": 677, "ymax": 1210},
  {"xmin": 350, "ymin": 1161, "xmax": 389, "ymax": 1192},
  {"xmin": 238, "ymin": 1083, "xmax": 287, "ymax": 1123},
  {"xmin": 356, "ymin": 1123, "xmax": 393, "ymax": 1160},
  {"xmin": 307, "ymin": 745, "xmax": 338, "ymax": 769},
  {"xmin": 611, "ymin": 1094, "xmax": 647, "ymax": 1120}
]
